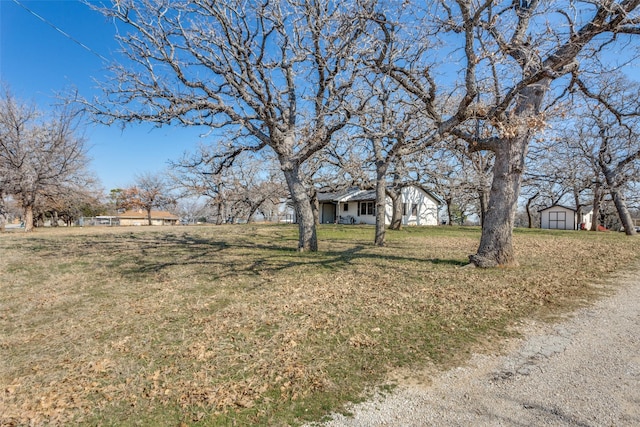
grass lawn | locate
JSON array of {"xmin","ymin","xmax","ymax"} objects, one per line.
[{"xmin": 1, "ymin": 224, "xmax": 639, "ymax": 426}]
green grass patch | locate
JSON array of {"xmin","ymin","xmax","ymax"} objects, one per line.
[{"xmin": 1, "ymin": 224, "xmax": 639, "ymax": 426}]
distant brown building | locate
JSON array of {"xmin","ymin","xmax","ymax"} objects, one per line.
[{"xmin": 117, "ymin": 209, "xmax": 179, "ymax": 226}]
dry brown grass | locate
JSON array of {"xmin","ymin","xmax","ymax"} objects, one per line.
[{"xmin": 1, "ymin": 225, "xmax": 638, "ymax": 426}]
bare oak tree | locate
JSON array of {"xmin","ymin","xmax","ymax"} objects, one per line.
[
  {"xmin": 170, "ymin": 146, "xmax": 287, "ymax": 224},
  {"xmin": 121, "ymin": 172, "xmax": 174, "ymax": 225},
  {"xmin": 351, "ymin": 75, "xmax": 435, "ymax": 245},
  {"xmin": 524, "ymin": 125, "xmax": 595, "ymax": 228},
  {"xmin": 374, "ymin": 0, "xmax": 640, "ymax": 266},
  {"xmin": 38, "ymin": 171, "xmax": 103, "ymax": 227},
  {"xmin": 169, "ymin": 145, "xmax": 230, "ymax": 224},
  {"xmin": 0, "ymin": 89, "xmax": 89, "ymax": 232},
  {"xmin": 88, "ymin": 0, "xmax": 376, "ymax": 251},
  {"xmin": 569, "ymin": 76, "xmax": 640, "ymax": 235},
  {"xmin": 419, "ymin": 146, "xmax": 488, "ymax": 226}
]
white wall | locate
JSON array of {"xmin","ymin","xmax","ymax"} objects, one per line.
[
  {"xmin": 348, "ymin": 187, "xmax": 440, "ymax": 226},
  {"xmin": 580, "ymin": 210, "xmax": 593, "ymax": 230},
  {"xmin": 398, "ymin": 186, "xmax": 440, "ymax": 226}
]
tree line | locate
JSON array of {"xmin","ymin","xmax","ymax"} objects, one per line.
[
  {"xmin": 3, "ymin": 1, "xmax": 639, "ymax": 268},
  {"xmin": 83, "ymin": 0, "xmax": 638, "ymax": 267}
]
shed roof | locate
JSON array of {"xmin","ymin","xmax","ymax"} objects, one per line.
[
  {"xmin": 538, "ymin": 204, "xmax": 593, "ymax": 214},
  {"xmin": 539, "ymin": 204, "xmax": 577, "ymax": 213}
]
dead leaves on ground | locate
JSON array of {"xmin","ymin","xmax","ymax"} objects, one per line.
[{"xmin": 1, "ymin": 226, "xmax": 638, "ymax": 425}]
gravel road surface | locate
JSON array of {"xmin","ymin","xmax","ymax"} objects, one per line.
[{"xmin": 314, "ymin": 267, "xmax": 640, "ymax": 426}]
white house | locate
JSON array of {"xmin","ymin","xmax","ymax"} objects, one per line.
[
  {"xmin": 317, "ymin": 186, "xmax": 443, "ymax": 226},
  {"xmin": 539, "ymin": 205, "xmax": 593, "ymax": 230}
]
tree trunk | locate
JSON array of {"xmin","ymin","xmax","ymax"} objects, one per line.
[
  {"xmin": 590, "ymin": 183, "xmax": 602, "ymax": 231},
  {"xmin": 215, "ymin": 200, "xmax": 225, "ymax": 225},
  {"xmin": 281, "ymin": 164, "xmax": 317, "ymax": 252},
  {"xmin": 478, "ymin": 187, "xmax": 489, "ymax": 227},
  {"xmin": 246, "ymin": 199, "xmax": 264, "ymax": 224},
  {"xmin": 0, "ymin": 193, "xmax": 6, "ymax": 232},
  {"xmin": 310, "ymin": 190, "xmax": 320, "ymax": 226},
  {"xmin": 525, "ymin": 192, "xmax": 538, "ymax": 228},
  {"xmin": 469, "ymin": 77, "xmax": 549, "ymax": 267},
  {"xmin": 36, "ymin": 213, "xmax": 45, "ymax": 228},
  {"xmin": 573, "ymin": 192, "xmax": 582, "ymax": 231},
  {"xmin": 146, "ymin": 208, "xmax": 152, "ymax": 226},
  {"xmin": 610, "ymin": 187, "xmax": 636, "ymax": 235},
  {"xmin": 374, "ymin": 167, "xmax": 388, "ymax": 246},
  {"xmin": 445, "ymin": 197, "xmax": 453, "ymax": 226},
  {"xmin": 469, "ymin": 136, "xmax": 528, "ymax": 268},
  {"xmin": 388, "ymin": 189, "xmax": 403, "ymax": 231},
  {"xmin": 389, "ymin": 173, "xmax": 403, "ymax": 231},
  {"xmin": 24, "ymin": 204, "xmax": 35, "ymax": 232},
  {"xmin": 603, "ymin": 170, "xmax": 637, "ymax": 236}
]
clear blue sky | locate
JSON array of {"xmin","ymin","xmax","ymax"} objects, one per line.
[
  {"xmin": 0, "ymin": 0, "xmax": 204, "ymax": 192},
  {"xmin": 2, "ymin": 1, "xmax": 638, "ymax": 194}
]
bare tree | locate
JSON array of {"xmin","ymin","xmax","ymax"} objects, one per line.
[
  {"xmin": 524, "ymin": 127, "xmax": 594, "ymax": 227},
  {"xmin": 462, "ymin": 150, "xmax": 494, "ymax": 227},
  {"xmin": 570, "ymin": 78, "xmax": 640, "ymax": 235},
  {"xmin": 351, "ymin": 75, "xmax": 435, "ymax": 245},
  {"xmin": 419, "ymin": 146, "xmax": 487, "ymax": 226},
  {"xmin": 87, "ymin": 0, "xmax": 377, "ymax": 251},
  {"xmin": 522, "ymin": 72, "xmax": 640, "ymax": 234},
  {"xmin": 122, "ymin": 172, "xmax": 174, "ymax": 225},
  {"xmin": 374, "ymin": 1, "xmax": 640, "ymax": 266},
  {"xmin": 174, "ymin": 198, "xmax": 208, "ymax": 225},
  {"xmin": 41, "ymin": 178, "xmax": 104, "ymax": 226},
  {"xmin": 0, "ymin": 89, "xmax": 90, "ymax": 232},
  {"xmin": 170, "ymin": 146, "xmax": 287, "ymax": 224},
  {"xmin": 169, "ymin": 145, "xmax": 230, "ymax": 224}
]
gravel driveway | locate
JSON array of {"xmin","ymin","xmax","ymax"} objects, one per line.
[{"xmin": 314, "ymin": 266, "xmax": 640, "ymax": 426}]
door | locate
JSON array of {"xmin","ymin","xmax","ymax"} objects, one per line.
[
  {"xmin": 321, "ymin": 203, "xmax": 336, "ymax": 224},
  {"xmin": 549, "ymin": 211, "xmax": 566, "ymax": 229}
]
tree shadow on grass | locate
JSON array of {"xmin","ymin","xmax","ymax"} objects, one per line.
[
  {"xmin": 12, "ymin": 232, "xmax": 468, "ymax": 282},
  {"xmin": 124, "ymin": 236, "xmax": 467, "ymax": 279}
]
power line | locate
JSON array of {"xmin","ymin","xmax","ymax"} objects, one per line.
[{"xmin": 12, "ymin": 0, "xmax": 110, "ymax": 62}]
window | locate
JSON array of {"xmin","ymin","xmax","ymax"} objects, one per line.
[
  {"xmin": 359, "ymin": 201, "xmax": 374, "ymax": 215},
  {"xmin": 343, "ymin": 203, "xmax": 349, "ymax": 212},
  {"xmin": 403, "ymin": 203, "xmax": 418, "ymax": 216}
]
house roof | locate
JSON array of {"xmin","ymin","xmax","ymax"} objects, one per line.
[
  {"xmin": 347, "ymin": 190, "xmax": 377, "ymax": 201},
  {"xmin": 316, "ymin": 188, "xmax": 366, "ymax": 203},
  {"xmin": 317, "ymin": 185, "xmax": 444, "ymax": 205},
  {"xmin": 117, "ymin": 209, "xmax": 179, "ymax": 220}
]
